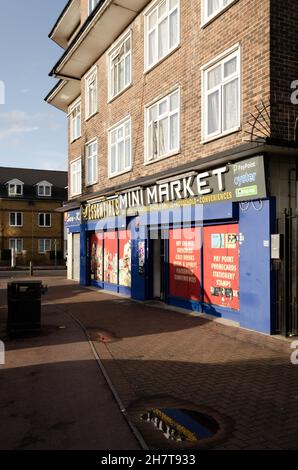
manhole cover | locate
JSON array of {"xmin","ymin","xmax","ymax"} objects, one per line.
[
  {"xmin": 128, "ymin": 396, "xmax": 233, "ymax": 449},
  {"xmin": 141, "ymin": 408, "xmax": 219, "ymax": 443}
]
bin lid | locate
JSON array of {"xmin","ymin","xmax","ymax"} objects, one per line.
[{"xmin": 7, "ymin": 281, "xmax": 42, "ymax": 286}]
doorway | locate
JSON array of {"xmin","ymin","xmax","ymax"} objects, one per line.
[{"xmin": 151, "ymin": 233, "xmax": 166, "ymax": 300}]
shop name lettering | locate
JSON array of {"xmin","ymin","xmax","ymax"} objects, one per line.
[{"xmin": 82, "ymin": 166, "xmax": 228, "ymax": 220}]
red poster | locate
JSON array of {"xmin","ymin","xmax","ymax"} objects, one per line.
[
  {"xmin": 118, "ymin": 231, "xmax": 131, "ymax": 287},
  {"xmin": 104, "ymin": 231, "xmax": 118, "ymax": 284},
  {"xmin": 90, "ymin": 232, "xmax": 103, "ymax": 281},
  {"xmin": 203, "ymin": 225, "xmax": 239, "ymax": 310},
  {"xmin": 169, "ymin": 228, "xmax": 201, "ymax": 301}
]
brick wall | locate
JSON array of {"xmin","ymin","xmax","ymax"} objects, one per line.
[
  {"xmin": 68, "ymin": 0, "xmax": 272, "ymax": 201},
  {"xmin": 0, "ymin": 200, "xmax": 64, "ymax": 264}
]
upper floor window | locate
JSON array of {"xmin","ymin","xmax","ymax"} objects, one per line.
[
  {"xmin": 108, "ymin": 32, "xmax": 132, "ymax": 101},
  {"xmin": 9, "ymin": 212, "xmax": 23, "ymax": 227},
  {"xmin": 145, "ymin": 88, "xmax": 180, "ymax": 162},
  {"xmin": 70, "ymin": 99, "xmax": 81, "ymax": 142},
  {"xmin": 202, "ymin": 46, "xmax": 240, "ymax": 141},
  {"xmin": 145, "ymin": 0, "xmax": 180, "ymax": 71},
  {"xmin": 202, "ymin": 0, "xmax": 235, "ymax": 25},
  {"xmin": 7, "ymin": 179, "xmax": 23, "ymax": 196},
  {"xmin": 88, "ymin": 0, "xmax": 100, "ymax": 15},
  {"xmin": 85, "ymin": 68, "xmax": 97, "ymax": 119},
  {"xmin": 70, "ymin": 158, "xmax": 82, "ymax": 196},
  {"xmin": 37, "ymin": 181, "xmax": 52, "ymax": 197},
  {"xmin": 38, "ymin": 213, "xmax": 51, "ymax": 227},
  {"xmin": 85, "ymin": 139, "xmax": 98, "ymax": 186},
  {"xmin": 108, "ymin": 117, "xmax": 131, "ymax": 177}
]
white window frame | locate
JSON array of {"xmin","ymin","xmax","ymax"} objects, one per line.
[
  {"xmin": 38, "ymin": 213, "xmax": 51, "ymax": 228},
  {"xmin": 9, "ymin": 239, "xmax": 23, "ymax": 253},
  {"xmin": 201, "ymin": 0, "xmax": 237, "ymax": 27},
  {"xmin": 88, "ymin": 0, "xmax": 100, "ymax": 15},
  {"xmin": 144, "ymin": 0, "xmax": 180, "ymax": 72},
  {"xmin": 201, "ymin": 45, "xmax": 241, "ymax": 143},
  {"xmin": 9, "ymin": 212, "xmax": 23, "ymax": 227},
  {"xmin": 108, "ymin": 116, "xmax": 132, "ymax": 178},
  {"xmin": 37, "ymin": 182, "xmax": 52, "ymax": 197},
  {"xmin": 69, "ymin": 98, "xmax": 81, "ymax": 142},
  {"xmin": 85, "ymin": 66, "xmax": 98, "ymax": 120},
  {"xmin": 85, "ymin": 138, "xmax": 98, "ymax": 186},
  {"xmin": 144, "ymin": 87, "xmax": 180, "ymax": 164},
  {"xmin": 70, "ymin": 157, "xmax": 82, "ymax": 197},
  {"xmin": 39, "ymin": 239, "xmax": 51, "ymax": 254},
  {"xmin": 108, "ymin": 30, "xmax": 132, "ymax": 101},
  {"xmin": 8, "ymin": 181, "xmax": 23, "ymax": 196}
]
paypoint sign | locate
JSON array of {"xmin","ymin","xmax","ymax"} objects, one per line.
[{"xmin": 82, "ymin": 156, "xmax": 267, "ymax": 221}]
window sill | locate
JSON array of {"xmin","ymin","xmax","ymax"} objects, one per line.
[
  {"xmin": 85, "ymin": 180, "xmax": 98, "ymax": 188},
  {"xmin": 200, "ymin": 0, "xmax": 239, "ymax": 29},
  {"xmin": 200, "ymin": 126, "xmax": 241, "ymax": 144},
  {"xmin": 144, "ymin": 44, "xmax": 181, "ymax": 75},
  {"xmin": 85, "ymin": 111, "xmax": 98, "ymax": 122},
  {"xmin": 144, "ymin": 149, "xmax": 180, "ymax": 166},
  {"xmin": 108, "ymin": 82, "xmax": 133, "ymax": 104},
  {"xmin": 108, "ymin": 167, "xmax": 132, "ymax": 179}
]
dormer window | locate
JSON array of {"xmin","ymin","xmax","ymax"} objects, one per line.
[
  {"xmin": 7, "ymin": 179, "xmax": 24, "ymax": 196},
  {"xmin": 36, "ymin": 181, "xmax": 52, "ymax": 197}
]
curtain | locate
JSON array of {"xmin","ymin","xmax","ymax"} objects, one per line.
[
  {"xmin": 207, "ymin": 90, "xmax": 219, "ymax": 135},
  {"xmin": 223, "ymin": 78, "xmax": 238, "ymax": 131}
]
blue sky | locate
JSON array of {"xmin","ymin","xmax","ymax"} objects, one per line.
[{"xmin": 0, "ymin": 0, "xmax": 68, "ymax": 171}]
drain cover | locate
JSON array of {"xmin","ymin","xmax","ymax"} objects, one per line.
[{"xmin": 141, "ymin": 408, "xmax": 219, "ymax": 443}]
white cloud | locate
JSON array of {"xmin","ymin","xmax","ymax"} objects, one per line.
[{"xmin": 0, "ymin": 109, "xmax": 63, "ymax": 141}]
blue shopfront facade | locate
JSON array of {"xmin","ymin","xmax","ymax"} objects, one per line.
[{"xmin": 75, "ymin": 155, "xmax": 277, "ymax": 335}]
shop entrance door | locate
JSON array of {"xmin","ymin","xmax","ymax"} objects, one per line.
[
  {"xmin": 72, "ymin": 233, "xmax": 80, "ymax": 281},
  {"xmin": 152, "ymin": 235, "xmax": 166, "ymax": 300}
]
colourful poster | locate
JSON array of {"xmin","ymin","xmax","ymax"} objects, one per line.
[
  {"xmin": 203, "ymin": 225, "xmax": 239, "ymax": 310},
  {"xmin": 119, "ymin": 231, "xmax": 131, "ymax": 287},
  {"xmin": 104, "ymin": 231, "xmax": 118, "ymax": 284},
  {"xmin": 90, "ymin": 232, "xmax": 103, "ymax": 281},
  {"xmin": 169, "ymin": 228, "xmax": 201, "ymax": 301}
]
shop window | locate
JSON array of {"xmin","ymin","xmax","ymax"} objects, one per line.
[
  {"xmin": 104, "ymin": 232, "xmax": 118, "ymax": 284},
  {"xmin": 203, "ymin": 224, "xmax": 239, "ymax": 310},
  {"xmin": 90, "ymin": 230, "xmax": 131, "ymax": 288},
  {"xmin": 145, "ymin": 0, "xmax": 180, "ymax": 71},
  {"xmin": 169, "ymin": 227, "xmax": 201, "ymax": 301}
]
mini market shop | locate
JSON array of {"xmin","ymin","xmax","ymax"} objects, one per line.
[{"xmin": 78, "ymin": 155, "xmax": 276, "ymax": 334}]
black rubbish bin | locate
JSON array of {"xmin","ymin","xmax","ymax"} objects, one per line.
[{"xmin": 7, "ymin": 281, "xmax": 42, "ymax": 332}]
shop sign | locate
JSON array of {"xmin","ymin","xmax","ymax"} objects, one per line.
[
  {"xmin": 64, "ymin": 209, "xmax": 81, "ymax": 228},
  {"xmin": 81, "ymin": 156, "xmax": 266, "ymax": 221}
]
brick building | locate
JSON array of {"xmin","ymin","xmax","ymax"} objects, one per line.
[
  {"xmin": 46, "ymin": 0, "xmax": 298, "ymax": 335},
  {"xmin": 0, "ymin": 167, "xmax": 67, "ymax": 266}
]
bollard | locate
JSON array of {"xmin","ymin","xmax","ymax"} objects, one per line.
[{"xmin": 29, "ymin": 262, "xmax": 34, "ymax": 276}]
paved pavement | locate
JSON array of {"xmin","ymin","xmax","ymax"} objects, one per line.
[
  {"xmin": 0, "ymin": 276, "xmax": 139, "ymax": 450},
  {"xmin": 1, "ymin": 275, "xmax": 298, "ymax": 450}
]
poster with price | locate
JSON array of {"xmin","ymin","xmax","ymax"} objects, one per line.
[
  {"xmin": 90, "ymin": 232, "xmax": 103, "ymax": 282},
  {"xmin": 169, "ymin": 228, "xmax": 201, "ymax": 301},
  {"xmin": 203, "ymin": 224, "xmax": 239, "ymax": 310},
  {"xmin": 104, "ymin": 231, "xmax": 118, "ymax": 284},
  {"xmin": 118, "ymin": 231, "xmax": 131, "ymax": 287}
]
